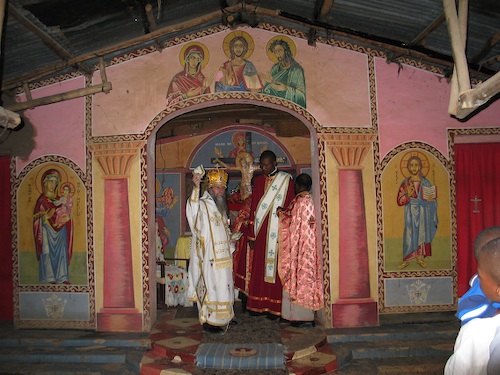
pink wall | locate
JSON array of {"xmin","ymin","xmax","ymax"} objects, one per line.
[
  {"xmin": 16, "ymin": 77, "xmax": 86, "ymax": 174},
  {"xmin": 92, "ymin": 27, "xmax": 371, "ymax": 137},
  {"xmin": 375, "ymin": 57, "xmax": 500, "ymax": 159}
]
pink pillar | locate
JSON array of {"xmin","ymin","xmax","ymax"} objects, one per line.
[
  {"xmin": 327, "ymin": 134, "xmax": 378, "ymax": 328},
  {"xmin": 90, "ymin": 142, "xmax": 145, "ymax": 332},
  {"xmin": 338, "ymin": 169, "xmax": 370, "ymax": 299},
  {"xmin": 103, "ymin": 178, "xmax": 135, "ymax": 307}
]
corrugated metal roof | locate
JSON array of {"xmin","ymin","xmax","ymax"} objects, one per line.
[{"xmin": 1, "ymin": 0, "xmax": 499, "ymax": 91}]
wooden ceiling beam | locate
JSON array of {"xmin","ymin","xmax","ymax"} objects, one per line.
[
  {"xmin": 471, "ymin": 31, "xmax": 500, "ymax": 65},
  {"xmin": 4, "ymin": 56, "xmax": 111, "ymax": 112},
  {"xmin": 8, "ymin": 4, "xmax": 92, "ymax": 75},
  {"xmin": 387, "ymin": 13, "xmax": 445, "ymax": 62},
  {"xmin": 455, "ymin": 71, "xmax": 500, "ymax": 118},
  {"xmin": 0, "ymin": 0, "xmax": 21, "ymax": 129},
  {"xmin": 444, "ymin": 0, "xmax": 470, "ymax": 115},
  {"xmin": 411, "ymin": 13, "xmax": 445, "ymax": 45},
  {"xmin": 4, "ymin": 81, "xmax": 112, "ymax": 112},
  {"xmin": 444, "ymin": 0, "xmax": 500, "ymax": 119},
  {"xmin": 2, "ymin": 7, "xmax": 229, "ymax": 91},
  {"xmin": 480, "ymin": 54, "xmax": 500, "ymax": 68},
  {"xmin": 145, "ymin": 3, "xmax": 163, "ymax": 51},
  {"xmin": 2, "ymin": 1, "xmax": 495, "ymax": 102},
  {"xmin": 320, "ymin": 0, "xmax": 334, "ymax": 17}
]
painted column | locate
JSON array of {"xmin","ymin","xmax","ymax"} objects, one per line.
[
  {"xmin": 90, "ymin": 141, "xmax": 145, "ymax": 332},
  {"xmin": 326, "ymin": 134, "xmax": 378, "ymax": 327}
]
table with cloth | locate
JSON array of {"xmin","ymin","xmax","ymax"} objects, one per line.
[{"xmin": 157, "ymin": 262, "xmax": 192, "ymax": 307}]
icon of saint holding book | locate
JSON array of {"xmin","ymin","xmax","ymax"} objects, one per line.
[{"xmin": 397, "ymin": 153, "xmax": 438, "ymax": 269}]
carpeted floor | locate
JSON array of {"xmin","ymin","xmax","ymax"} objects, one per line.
[{"xmin": 178, "ymin": 301, "xmax": 288, "ymax": 374}]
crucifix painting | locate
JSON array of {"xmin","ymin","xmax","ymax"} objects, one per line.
[
  {"xmin": 189, "ymin": 128, "xmax": 291, "ymax": 200},
  {"xmin": 212, "ymin": 131, "xmax": 258, "ymax": 201}
]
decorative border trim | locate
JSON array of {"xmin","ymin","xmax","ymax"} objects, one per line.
[
  {"xmin": 140, "ymin": 146, "xmax": 151, "ymax": 329},
  {"xmin": 140, "ymin": 93, "xmax": 333, "ymax": 325},
  {"xmin": 376, "ymin": 142, "xmax": 454, "ymax": 313},
  {"xmin": 18, "ymin": 22, "xmax": 480, "ymax": 93},
  {"xmin": 12, "ymin": 156, "xmax": 93, "ymax": 329}
]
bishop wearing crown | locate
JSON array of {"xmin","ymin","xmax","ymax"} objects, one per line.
[{"xmin": 186, "ymin": 165, "xmax": 235, "ymax": 333}]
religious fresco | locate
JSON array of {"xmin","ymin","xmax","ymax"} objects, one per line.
[
  {"xmin": 185, "ymin": 127, "xmax": 298, "ymax": 226},
  {"xmin": 214, "ymin": 30, "xmax": 263, "ymax": 93},
  {"xmin": 15, "ymin": 162, "xmax": 90, "ymax": 323},
  {"xmin": 189, "ymin": 128, "xmax": 292, "ymax": 179},
  {"xmin": 165, "ymin": 33, "xmax": 306, "ymax": 108},
  {"xmin": 380, "ymin": 148, "xmax": 453, "ymax": 310},
  {"xmin": 187, "ymin": 128, "xmax": 291, "ymax": 205},
  {"xmin": 17, "ymin": 162, "xmax": 87, "ymax": 286},
  {"xmin": 261, "ymin": 35, "xmax": 306, "ymax": 108},
  {"xmin": 382, "ymin": 149, "xmax": 451, "ymax": 272},
  {"xmin": 165, "ymin": 42, "xmax": 212, "ymax": 106},
  {"xmin": 92, "ymin": 26, "xmax": 372, "ymax": 137},
  {"xmin": 155, "ymin": 173, "xmax": 181, "ymax": 261}
]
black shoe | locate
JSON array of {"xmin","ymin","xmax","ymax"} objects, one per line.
[
  {"xmin": 239, "ymin": 292, "xmax": 248, "ymax": 312},
  {"xmin": 266, "ymin": 313, "xmax": 280, "ymax": 321},
  {"xmin": 202, "ymin": 323, "xmax": 224, "ymax": 333},
  {"xmin": 290, "ymin": 321, "xmax": 315, "ymax": 328},
  {"xmin": 247, "ymin": 310, "xmax": 264, "ymax": 317}
]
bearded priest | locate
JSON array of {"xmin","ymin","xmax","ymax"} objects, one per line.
[{"xmin": 186, "ymin": 165, "xmax": 235, "ymax": 333}]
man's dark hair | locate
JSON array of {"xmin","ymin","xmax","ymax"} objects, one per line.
[
  {"xmin": 474, "ymin": 226, "xmax": 500, "ymax": 258},
  {"xmin": 295, "ymin": 173, "xmax": 312, "ymax": 191},
  {"xmin": 477, "ymin": 237, "xmax": 500, "ymax": 283},
  {"xmin": 269, "ymin": 39, "xmax": 293, "ymax": 60},
  {"xmin": 260, "ymin": 150, "xmax": 277, "ymax": 162}
]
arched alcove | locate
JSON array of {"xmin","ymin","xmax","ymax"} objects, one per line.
[{"xmin": 145, "ymin": 97, "xmax": 331, "ymax": 326}]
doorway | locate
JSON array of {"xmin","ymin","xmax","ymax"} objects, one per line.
[{"xmin": 150, "ymin": 102, "xmax": 324, "ymax": 315}]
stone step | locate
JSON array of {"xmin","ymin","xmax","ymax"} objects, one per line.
[
  {"xmin": 324, "ymin": 318, "xmax": 459, "ymax": 375},
  {"xmin": 0, "ymin": 346, "xmax": 145, "ymax": 374},
  {"xmin": 333, "ymin": 355, "xmax": 449, "ymax": 375},
  {"xmin": 0, "ymin": 323, "xmax": 150, "ymax": 375},
  {"xmin": 331, "ymin": 337, "xmax": 454, "ymax": 360},
  {"xmin": 326, "ymin": 321, "xmax": 459, "ymax": 343},
  {"xmin": 0, "ymin": 361, "xmax": 140, "ymax": 375},
  {"xmin": 0, "ymin": 336, "xmax": 151, "ymax": 349}
]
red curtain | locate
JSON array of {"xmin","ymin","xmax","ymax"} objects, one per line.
[
  {"xmin": 0, "ymin": 156, "xmax": 13, "ymax": 320},
  {"xmin": 455, "ymin": 142, "xmax": 500, "ymax": 296}
]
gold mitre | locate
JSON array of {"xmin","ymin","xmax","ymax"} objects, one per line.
[{"xmin": 207, "ymin": 166, "xmax": 228, "ymax": 188}]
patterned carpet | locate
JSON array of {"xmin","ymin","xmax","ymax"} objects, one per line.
[
  {"xmin": 178, "ymin": 301, "xmax": 287, "ymax": 374},
  {"xmin": 141, "ymin": 301, "xmax": 337, "ymax": 375}
]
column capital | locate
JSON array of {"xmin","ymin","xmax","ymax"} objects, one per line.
[
  {"xmin": 321, "ymin": 134, "xmax": 377, "ymax": 168},
  {"xmin": 88, "ymin": 141, "xmax": 145, "ymax": 178}
]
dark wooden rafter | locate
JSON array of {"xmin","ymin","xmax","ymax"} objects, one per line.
[
  {"xmin": 411, "ymin": 13, "xmax": 446, "ymax": 45},
  {"xmin": 2, "ymin": 6, "xmax": 232, "ymax": 91},
  {"xmin": 471, "ymin": 31, "xmax": 500, "ymax": 65},
  {"xmin": 8, "ymin": 3, "xmax": 92, "ymax": 76},
  {"xmin": 481, "ymin": 54, "xmax": 500, "ymax": 68},
  {"xmin": 145, "ymin": 3, "xmax": 163, "ymax": 51},
  {"xmin": 309, "ymin": 0, "xmax": 331, "ymax": 46},
  {"xmin": 0, "ymin": 1, "xmax": 21, "ymax": 128},
  {"xmin": 2, "ymin": 0, "xmax": 498, "ymax": 120},
  {"xmin": 388, "ymin": 13, "xmax": 445, "ymax": 62},
  {"xmin": 319, "ymin": 0, "xmax": 334, "ymax": 16},
  {"xmin": 3, "ymin": 2, "xmax": 494, "ymax": 92}
]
